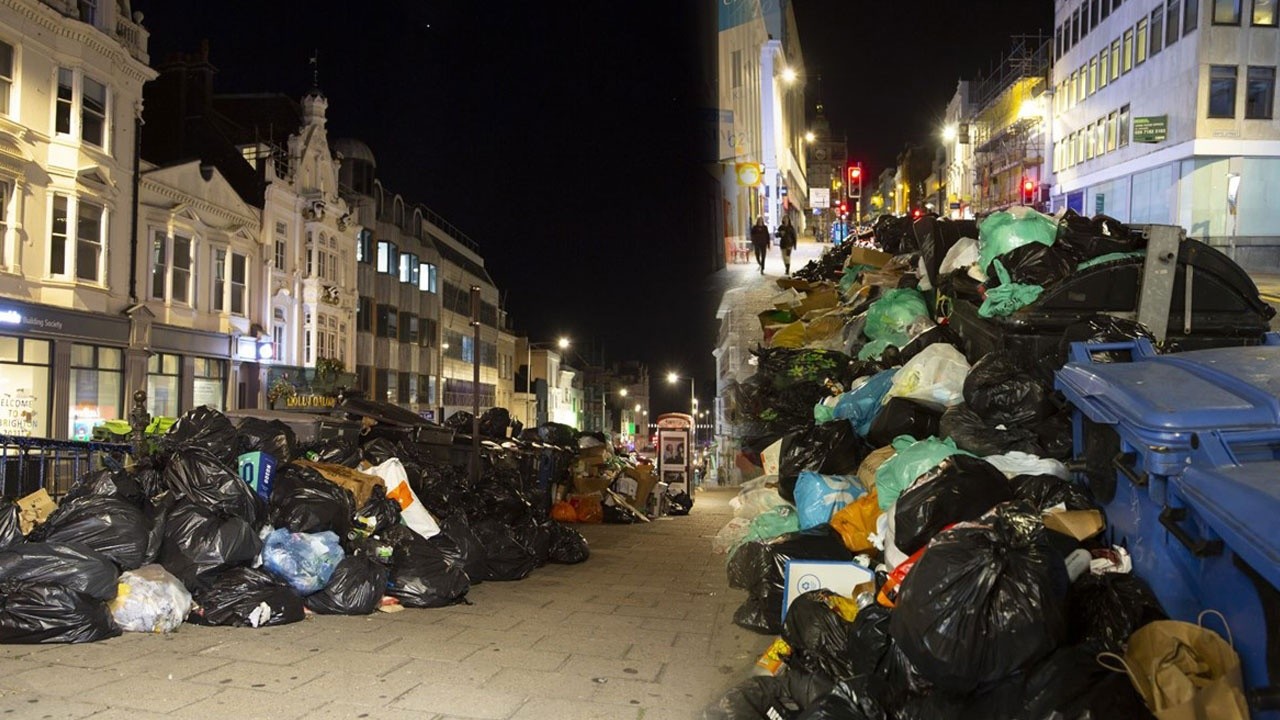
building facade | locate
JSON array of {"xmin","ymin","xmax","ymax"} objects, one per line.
[
  {"xmin": 1050, "ymin": 0, "xmax": 1280, "ymax": 269},
  {"xmin": 804, "ymin": 106, "xmax": 849, "ymax": 239},
  {"xmin": 0, "ymin": 0, "xmax": 154, "ymax": 438},
  {"xmin": 968, "ymin": 35, "xmax": 1052, "ymax": 214}
]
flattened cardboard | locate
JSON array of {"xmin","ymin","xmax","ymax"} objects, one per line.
[{"xmin": 1044, "ymin": 509, "xmax": 1105, "ymax": 541}]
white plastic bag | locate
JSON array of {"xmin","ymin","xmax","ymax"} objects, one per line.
[
  {"xmin": 939, "ymin": 237, "xmax": 980, "ymax": 275},
  {"xmin": 712, "ymin": 517, "xmax": 752, "ymax": 555},
  {"xmin": 109, "ymin": 564, "xmax": 193, "ymax": 633},
  {"xmin": 884, "ymin": 343, "xmax": 971, "ymax": 410},
  {"xmin": 365, "ymin": 458, "xmax": 441, "ymax": 539},
  {"xmin": 731, "ymin": 483, "xmax": 788, "ymax": 520},
  {"xmin": 983, "ymin": 451, "xmax": 1068, "ymax": 479}
]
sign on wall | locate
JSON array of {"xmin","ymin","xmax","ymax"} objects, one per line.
[
  {"xmin": 1133, "ymin": 116, "xmax": 1168, "ymax": 144},
  {"xmin": 811, "ymin": 188, "xmax": 830, "ymax": 208}
]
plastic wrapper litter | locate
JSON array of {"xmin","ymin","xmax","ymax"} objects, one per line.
[
  {"xmin": 0, "ymin": 541, "xmax": 119, "ymax": 601},
  {"xmin": 889, "ymin": 503, "xmax": 1069, "ymax": 693},
  {"xmin": 260, "ymin": 529, "xmax": 344, "ymax": 596},
  {"xmin": 0, "ymin": 582, "xmax": 121, "ymax": 644},
  {"xmin": 189, "ymin": 566, "xmax": 305, "ymax": 628},
  {"xmin": 891, "ymin": 455, "xmax": 1012, "ymax": 556},
  {"xmin": 108, "ymin": 564, "xmax": 192, "ymax": 633},
  {"xmin": 304, "ymin": 555, "xmax": 388, "ymax": 615}
]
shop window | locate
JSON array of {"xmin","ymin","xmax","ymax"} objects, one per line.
[
  {"xmin": 69, "ymin": 344, "xmax": 122, "ymax": 440},
  {"xmin": 1215, "ymin": 0, "xmax": 1242, "ymax": 23},
  {"xmin": 54, "ymin": 68, "xmax": 109, "ymax": 149},
  {"xmin": 193, "ymin": 358, "xmax": 225, "ymax": 411},
  {"xmin": 1255, "ymin": 0, "xmax": 1278, "ymax": 25},
  {"xmin": 1209, "ymin": 65, "xmax": 1239, "ymax": 118},
  {"xmin": 1247, "ymin": 66, "xmax": 1276, "ymax": 119},
  {"xmin": 0, "ymin": 336, "xmax": 50, "ymax": 437},
  {"xmin": 0, "ymin": 40, "xmax": 13, "ymax": 116},
  {"xmin": 147, "ymin": 352, "xmax": 181, "ymax": 419}
]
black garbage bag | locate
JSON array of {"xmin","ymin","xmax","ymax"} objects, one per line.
[
  {"xmin": 734, "ymin": 526, "xmax": 855, "ymax": 635},
  {"xmin": 472, "ymin": 476, "xmax": 534, "ymax": 525},
  {"xmin": 384, "ymin": 525, "xmax": 470, "ymax": 607},
  {"xmin": 162, "ymin": 406, "xmax": 240, "ymax": 468},
  {"xmin": 1067, "ymin": 572, "xmax": 1166, "ymax": 655},
  {"xmin": 360, "ymin": 437, "xmax": 404, "ymax": 466},
  {"xmin": 602, "ymin": 501, "xmax": 637, "ymax": 524},
  {"xmin": 667, "ymin": 491, "xmax": 694, "ymax": 516},
  {"xmin": 158, "ymin": 502, "xmax": 262, "ymax": 591},
  {"xmin": 1035, "ymin": 409, "xmax": 1074, "ymax": 460},
  {"xmin": 779, "ymin": 421, "xmax": 868, "ymax": 503},
  {"xmin": 415, "ymin": 464, "xmax": 470, "ymax": 519},
  {"xmin": 267, "ymin": 464, "xmax": 355, "ymax": 537},
  {"xmin": 301, "ymin": 437, "xmax": 363, "ymax": 467},
  {"xmin": 537, "ymin": 422, "xmax": 577, "ymax": 447},
  {"xmin": 162, "ymin": 449, "xmax": 264, "ymax": 527},
  {"xmin": 470, "ymin": 518, "xmax": 536, "ymax": 581},
  {"xmin": 510, "ymin": 517, "xmax": 552, "ymax": 566},
  {"xmin": 0, "ymin": 542, "xmax": 118, "ymax": 601},
  {"xmin": 897, "ymin": 324, "xmax": 963, "ymax": 365},
  {"xmin": 0, "ymin": 582, "xmax": 120, "ymax": 644},
  {"xmin": 732, "ymin": 596, "xmax": 775, "ymax": 635},
  {"xmin": 354, "ymin": 484, "xmax": 401, "ymax": 536},
  {"xmin": 547, "ymin": 522, "xmax": 589, "ymax": 564},
  {"xmin": 304, "ymin": 555, "xmax": 389, "ymax": 615},
  {"xmin": 188, "ymin": 566, "xmax": 305, "ymax": 627},
  {"xmin": 796, "ymin": 678, "xmax": 888, "ymax": 720},
  {"xmin": 445, "ymin": 411, "xmax": 475, "ymax": 431},
  {"xmin": 865, "ymin": 398, "xmax": 941, "ymax": 447},
  {"xmin": 0, "ymin": 500, "xmax": 22, "ymax": 552},
  {"xmin": 705, "ymin": 675, "xmax": 795, "ymax": 720},
  {"xmin": 478, "ymin": 408, "xmax": 512, "ymax": 439},
  {"xmin": 939, "ymin": 404, "xmax": 1042, "ymax": 457},
  {"xmin": 62, "ymin": 468, "xmax": 149, "ymax": 509},
  {"xmin": 962, "ymin": 353, "xmax": 1051, "ymax": 427},
  {"xmin": 27, "ymin": 496, "xmax": 153, "ymax": 571},
  {"xmin": 236, "ymin": 417, "xmax": 298, "ymax": 463},
  {"xmin": 438, "ymin": 513, "xmax": 490, "ymax": 580},
  {"xmin": 781, "ymin": 589, "xmax": 858, "ymax": 681},
  {"xmin": 870, "ymin": 639, "xmax": 936, "ymax": 711},
  {"xmin": 1056, "ymin": 209, "xmax": 1146, "ymax": 263},
  {"xmin": 989, "ymin": 241, "xmax": 1077, "ymax": 288},
  {"xmin": 890, "ymin": 503, "xmax": 1069, "ymax": 693},
  {"xmin": 1010, "ymin": 474, "xmax": 1096, "ymax": 512},
  {"xmin": 892, "ymin": 455, "xmax": 1013, "ymax": 556},
  {"xmin": 846, "ymin": 604, "xmax": 893, "ymax": 682},
  {"xmin": 1058, "ymin": 314, "xmax": 1157, "ymax": 363}
]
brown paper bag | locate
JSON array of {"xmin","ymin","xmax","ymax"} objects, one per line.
[{"xmin": 1100, "ymin": 614, "xmax": 1249, "ymax": 720}]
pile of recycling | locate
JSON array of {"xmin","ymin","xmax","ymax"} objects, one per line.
[
  {"xmin": 708, "ymin": 206, "xmax": 1267, "ymax": 719},
  {"xmin": 0, "ymin": 404, "xmax": 595, "ymax": 643}
]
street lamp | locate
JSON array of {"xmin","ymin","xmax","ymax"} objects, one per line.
[
  {"xmin": 526, "ymin": 336, "xmax": 570, "ymax": 430},
  {"xmin": 942, "ymin": 124, "xmax": 957, "ymax": 141},
  {"xmin": 804, "ymin": 130, "xmax": 816, "ymax": 143},
  {"xmin": 781, "ymin": 67, "xmax": 798, "ymax": 84},
  {"xmin": 667, "ymin": 372, "xmax": 695, "ymax": 438}
]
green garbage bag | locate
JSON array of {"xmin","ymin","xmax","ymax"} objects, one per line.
[
  {"xmin": 814, "ymin": 403, "xmax": 836, "ymax": 424},
  {"xmin": 977, "ymin": 207, "xmax": 1058, "ymax": 272},
  {"xmin": 857, "ymin": 337, "xmax": 902, "ymax": 361},
  {"xmin": 839, "ymin": 264, "xmax": 874, "ymax": 295},
  {"xmin": 864, "ymin": 288, "xmax": 929, "ymax": 341},
  {"xmin": 874, "ymin": 435, "xmax": 972, "ymax": 510},
  {"xmin": 979, "ymin": 260, "xmax": 1044, "ymax": 318},
  {"xmin": 728, "ymin": 505, "xmax": 801, "ymax": 560},
  {"xmin": 1076, "ymin": 250, "xmax": 1146, "ymax": 271}
]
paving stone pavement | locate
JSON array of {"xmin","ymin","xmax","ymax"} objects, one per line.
[{"xmin": 0, "ymin": 487, "xmax": 764, "ymax": 720}]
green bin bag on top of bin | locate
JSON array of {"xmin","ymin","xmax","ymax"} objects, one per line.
[
  {"xmin": 979, "ymin": 259, "xmax": 1044, "ymax": 318},
  {"xmin": 977, "ymin": 206, "xmax": 1058, "ymax": 272},
  {"xmin": 873, "ymin": 435, "xmax": 972, "ymax": 510},
  {"xmin": 862, "ymin": 289, "xmax": 930, "ymax": 344}
]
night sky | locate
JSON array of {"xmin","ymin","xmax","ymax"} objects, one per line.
[{"xmin": 136, "ymin": 1, "xmax": 1050, "ymax": 415}]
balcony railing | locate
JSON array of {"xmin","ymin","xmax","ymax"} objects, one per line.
[{"xmin": 115, "ymin": 14, "xmax": 149, "ymax": 64}]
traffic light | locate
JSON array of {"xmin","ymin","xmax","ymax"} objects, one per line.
[
  {"xmin": 1022, "ymin": 178, "xmax": 1036, "ymax": 205},
  {"xmin": 847, "ymin": 164, "xmax": 863, "ymax": 197}
]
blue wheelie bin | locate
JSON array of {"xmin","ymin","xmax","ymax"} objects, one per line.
[{"xmin": 1057, "ymin": 338, "xmax": 1280, "ymax": 717}]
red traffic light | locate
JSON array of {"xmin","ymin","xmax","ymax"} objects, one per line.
[
  {"xmin": 847, "ymin": 164, "xmax": 862, "ymax": 186},
  {"xmin": 1023, "ymin": 179, "xmax": 1035, "ymax": 193},
  {"xmin": 911, "ymin": 208, "xmax": 922, "ymax": 218}
]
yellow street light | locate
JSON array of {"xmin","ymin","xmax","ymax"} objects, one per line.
[
  {"xmin": 781, "ymin": 67, "xmax": 798, "ymax": 84},
  {"xmin": 942, "ymin": 124, "xmax": 958, "ymax": 141},
  {"xmin": 804, "ymin": 131, "xmax": 816, "ymax": 143}
]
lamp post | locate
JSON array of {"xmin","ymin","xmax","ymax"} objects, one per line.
[{"xmin": 526, "ymin": 336, "xmax": 570, "ymax": 430}]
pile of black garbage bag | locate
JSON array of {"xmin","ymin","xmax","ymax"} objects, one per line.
[{"xmin": 0, "ymin": 405, "xmax": 591, "ymax": 643}]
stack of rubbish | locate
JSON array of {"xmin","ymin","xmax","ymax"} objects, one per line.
[
  {"xmin": 548, "ymin": 434, "xmax": 660, "ymax": 526},
  {"xmin": 0, "ymin": 404, "xmax": 595, "ymax": 643},
  {"xmin": 709, "ymin": 207, "xmax": 1262, "ymax": 719}
]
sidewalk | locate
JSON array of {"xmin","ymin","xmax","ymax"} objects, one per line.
[{"xmin": 0, "ymin": 488, "xmax": 762, "ymax": 720}]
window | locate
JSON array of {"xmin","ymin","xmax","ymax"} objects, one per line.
[
  {"xmin": 376, "ymin": 240, "xmax": 395, "ymax": 274},
  {"xmin": 77, "ymin": 0, "xmax": 97, "ymax": 24},
  {"xmin": 399, "ymin": 252, "xmax": 416, "ymax": 284},
  {"xmin": 1119, "ymin": 104, "xmax": 1130, "ymax": 147},
  {"xmin": 403, "ymin": 314, "xmax": 418, "ymax": 344},
  {"xmin": 1100, "ymin": 48, "xmax": 1110, "ymax": 88},
  {"xmin": 55, "ymin": 68, "xmax": 108, "ymax": 147},
  {"xmin": 1091, "ymin": 0, "xmax": 1101, "ymax": 30},
  {"xmin": 217, "ymin": 251, "xmax": 248, "ymax": 316},
  {"xmin": 212, "ymin": 249, "xmax": 226, "ymax": 311},
  {"xmin": 1215, "ymin": 0, "xmax": 1242, "ymax": 22},
  {"xmin": 50, "ymin": 195, "xmax": 105, "ymax": 282},
  {"xmin": 1254, "ymin": 0, "xmax": 1277, "ymax": 24},
  {"xmin": 69, "ymin": 344, "xmax": 121, "ymax": 440},
  {"xmin": 357, "ymin": 296, "xmax": 372, "ymax": 332},
  {"xmin": 1123, "ymin": 29, "xmax": 1134, "ymax": 73},
  {"xmin": 1186, "ymin": 0, "xmax": 1200, "ymax": 30},
  {"xmin": 1073, "ymin": 8, "xmax": 1082, "ymax": 43},
  {"xmin": 82, "ymin": 77, "xmax": 105, "ymax": 147},
  {"xmin": 731, "ymin": 50, "xmax": 742, "ymax": 89},
  {"xmin": 1209, "ymin": 65, "xmax": 1238, "ymax": 118},
  {"xmin": 1107, "ymin": 111, "xmax": 1119, "ymax": 151},
  {"xmin": 1101, "ymin": 0, "xmax": 1111, "ymax": 20},
  {"xmin": 147, "ymin": 352, "xmax": 181, "ymax": 419},
  {"xmin": 304, "ymin": 326, "xmax": 312, "ymax": 363},
  {"xmin": 193, "ymin": 358, "xmax": 225, "ymax": 411},
  {"xmin": 1151, "ymin": 8, "xmax": 1165, "ymax": 55},
  {"xmin": 0, "ymin": 40, "xmax": 13, "ymax": 116},
  {"xmin": 272, "ymin": 323, "xmax": 284, "ymax": 357},
  {"xmin": 273, "ymin": 221, "xmax": 287, "ymax": 270},
  {"xmin": 150, "ymin": 231, "xmax": 192, "ymax": 305},
  {"xmin": 1111, "ymin": 40, "xmax": 1122, "ymax": 80},
  {"xmin": 1137, "ymin": 19, "xmax": 1149, "ymax": 63},
  {"xmin": 1247, "ymin": 66, "xmax": 1276, "ymax": 118},
  {"xmin": 1089, "ymin": 57, "xmax": 1099, "ymax": 94},
  {"xmin": 55, "ymin": 68, "xmax": 72, "ymax": 135},
  {"xmin": 356, "ymin": 229, "xmax": 373, "ymax": 264},
  {"xmin": 1087, "ymin": 122, "xmax": 1097, "ymax": 159},
  {"xmin": 1168, "ymin": 0, "xmax": 1182, "ymax": 44}
]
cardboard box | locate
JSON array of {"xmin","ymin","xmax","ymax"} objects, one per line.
[
  {"xmin": 623, "ymin": 465, "xmax": 658, "ymax": 509},
  {"xmin": 296, "ymin": 460, "xmax": 385, "ymax": 506},
  {"xmin": 16, "ymin": 489, "xmax": 56, "ymax": 535},
  {"xmin": 793, "ymin": 287, "xmax": 839, "ymax": 316},
  {"xmin": 1044, "ymin": 509, "xmax": 1105, "ymax": 541},
  {"xmin": 573, "ymin": 473, "xmax": 614, "ymax": 495},
  {"xmin": 781, "ymin": 559, "xmax": 876, "ymax": 621},
  {"xmin": 848, "ymin": 246, "xmax": 894, "ymax": 268}
]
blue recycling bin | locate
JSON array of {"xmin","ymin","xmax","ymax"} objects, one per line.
[{"xmin": 1057, "ymin": 338, "xmax": 1280, "ymax": 716}]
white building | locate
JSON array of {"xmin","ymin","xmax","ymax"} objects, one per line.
[
  {"xmin": 1051, "ymin": 0, "xmax": 1280, "ymax": 268},
  {"xmin": 0, "ymin": 0, "xmax": 155, "ymax": 438},
  {"xmin": 939, "ymin": 82, "xmax": 978, "ymax": 219}
]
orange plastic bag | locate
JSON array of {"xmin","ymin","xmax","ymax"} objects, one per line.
[
  {"xmin": 570, "ymin": 495, "xmax": 603, "ymax": 524},
  {"xmin": 830, "ymin": 489, "xmax": 882, "ymax": 553},
  {"xmin": 550, "ymin": 501, "xmax": 578, "ymax": 523}
]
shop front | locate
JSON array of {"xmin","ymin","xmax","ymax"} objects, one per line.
[{"xmin": 148, "ymin": 324, "xmax": 234, "ymax": 421}]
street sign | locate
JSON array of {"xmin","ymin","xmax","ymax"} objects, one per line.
[
  {"xmin": 1133, "ymin": 115, "xmax": 1168, "ymax": 144},
  {"xmin": 811, "ymin": 188, "xmax": 830, "ymax": 208}
]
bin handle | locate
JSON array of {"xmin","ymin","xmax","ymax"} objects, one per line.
[
  {"xmin": 1159, "ymin": 507, "xmax": 1225, "ymax": 558},
  {"xmin": 1112, "ymin": 452, "xmax": 1148, "ymax": 488},
  {"xmin": 1066, "ymin": 339, "xmax": 1159, "ymax": 364}
]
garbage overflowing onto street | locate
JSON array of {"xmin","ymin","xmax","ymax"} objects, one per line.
[
  {"xmin": 708, "ymin": 208, "xmax": 1274, "ymax": 719},
  {"xmin": 0, "ymin": 401, "xmax": 660, "ymax": 642}
]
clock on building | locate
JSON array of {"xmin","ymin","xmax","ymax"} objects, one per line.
[{"xmin": 814, "ymin": 147, "xmax": 828, "ymax": 161}]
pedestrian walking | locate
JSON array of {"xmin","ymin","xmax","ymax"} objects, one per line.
[
  {"xmin": 749, "ymin": 216, "xmax": 770, "ymax": 274},
  {"xmin": 775, "ymin": 215, "xmax": 797, "ymax": 276}
]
